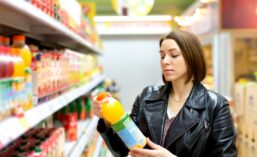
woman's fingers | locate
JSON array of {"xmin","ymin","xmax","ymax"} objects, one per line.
[
  {"xmin": 146, "ymin": 138, "xmax": 161, "ymax": 149},
  {"xmin": 92, "ymin": 100, "xmax": 103, "ymax": 118},
  {"xmin": 130, "ymin": 148, "xmax": 156, "ymax": 157}
]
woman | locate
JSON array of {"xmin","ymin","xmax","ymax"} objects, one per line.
[{"xmin": 93, "ymin": 30, "xmax": 237, "ymax": 157}]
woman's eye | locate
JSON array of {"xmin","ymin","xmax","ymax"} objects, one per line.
[
  {"xmin": 160, "ymin": 55, "xmax": 165, "ymax": 59},
  {"xmin": 171, "ymin": 55, "xmax": 179, "ymax": 58}
]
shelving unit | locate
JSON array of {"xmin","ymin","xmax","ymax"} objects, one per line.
[
  {"xmin": 65, "ymin": 120, "xmax": 90, "ymax": 156},
  {"xmin": 0, "ymin": 74, "xmax": 105, "ymax": 149},
  {"xmin": 0, "ymin": 0, "xmax": 105, "ymax": 155},
  {"xmin": 67, "ymin": 116, "xmax": 99, "ymax": 157},
  {"xmin": 0, "ymin": 0, "xmax": 102, "ymax": 54},
  {"xmin": 93, "ymin": 136, "xmax": 104, "ymax": 157}
]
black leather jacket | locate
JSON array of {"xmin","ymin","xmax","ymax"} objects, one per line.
[{"xmin": 97, "ymin": 83, "xmax": 237, "ymax": 157}]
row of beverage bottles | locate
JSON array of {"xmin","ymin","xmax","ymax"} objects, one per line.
[
  {"xmin": 26, "ymin": 0, "xmax": 102, "ymax": 48},
  {"xmin": 0, "ymin": 34, "xmax": 101, "ymax": 121},
  {"xmin": 31, "ymin": 48, "xmax": 99, "ymax": 98},
  {"xmin": 0, "ymin": 84, "xmax": 102, "ymax": 156},
  {"xmin": 0, "ymin": 35, "xmax": 33, "ymax": 121},
  {"xmin": 0, "ymin": 127, "xmax": 65, "ymax": 157}
]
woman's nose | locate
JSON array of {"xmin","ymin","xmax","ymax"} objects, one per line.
[{"xmin": 163, "ymin": 55, "xmax": 171, "ymax": 64}]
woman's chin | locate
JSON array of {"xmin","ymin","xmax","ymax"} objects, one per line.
[{"xmin": 164, "ymin": 76, "xmax": 176, "ymax": 82}]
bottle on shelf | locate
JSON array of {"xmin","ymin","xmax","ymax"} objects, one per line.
[
  {"xmin": 11, "ymin": 35, "xmax": 26, "ymax": 78},
  {"xmin": 94, "ymin": 92, "xmax": 147, "ymax": 149},
  {"xmin": 0, "ymin": 36, "xmax": 15, "ymax": 120},
  {"xmin": 12, "ymin": 35, "xmax": 32, "ymax": 69},
  {"xmin": 25, "ymin": 68, "xmax": 33, "ymax": 110}
]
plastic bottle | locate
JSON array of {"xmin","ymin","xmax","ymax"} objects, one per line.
[
  {"xmin": 94, "ymin": 92, "xmax": 147, "ymax": 149},
  {"xmin": 11, "ymin": 36, "xmax": 26, "ymax": 78},
  {"xmin": 24, "ymin": 68, "xmax": 33, "ymax": 110},
  {"xmin": 0, "ymin": 46, "xmax": 7, "ymax": 78},
  {"xmin": 12, "ymin": 35, "xmax": 32, "ymax": 68},
  {"xmin": 4, "ymin": 47, "xmax": 14, "ymax": 78}
]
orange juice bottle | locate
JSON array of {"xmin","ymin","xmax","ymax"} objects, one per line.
[
  {"xmin": 94, "ymin": 92, "xmax": 147, "ymax": 149},
  {"xmin": 12, "ymin": 35, "xmax": 32, "ymax": 68},
  {"xmin": 11, "ymin": 48, "xmax": 25, "ymax": 78},
  {"xmin": 12, "ymin": 35, "xmax": 28, "ymax": 78}
]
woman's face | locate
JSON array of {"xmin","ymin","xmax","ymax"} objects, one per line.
[{"xmin": 160, "ymin": 39, "xmax": 188, "ymax": 83}]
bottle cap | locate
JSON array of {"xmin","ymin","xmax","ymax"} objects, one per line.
[
  {"xmin": 95, "ymin": 92, "xmax": 110, "ymax": 102},
  {"xmin": 13, "ymin": 35, "xmax": 25, "ymax": 41},
  {"xmin": 34, "ymin": 147, "xmax": 42, "ymax": 153}
]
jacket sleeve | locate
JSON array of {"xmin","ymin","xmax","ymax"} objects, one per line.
[
  {"xmin": 211, "ymin": 100, "xmax": 237, "ymax": 157},
  {"xmin": 97, "ymin": 118, "xmax": 129, "ymax": 157},
  {"xmin": 96, "ymin": 95, "xmax": 142, "ymax": 157}
]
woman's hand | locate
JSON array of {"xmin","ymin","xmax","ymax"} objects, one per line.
[
  {"xmin": 91, "ymin": 96, "xmax": 103, "ymax": 118},
  {"xmin": 129, "ymin": 138, "xmax": 176, "ymax": 157},
  {"xmin": 91, "ymin": 92, "xmax": 111, "ymax": 127},
  {"xmin": 91, "ymin": 92, "xmax": 111, "ymax": 118}
]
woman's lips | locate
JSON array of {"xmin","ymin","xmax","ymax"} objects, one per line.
[{"xmin": 163, "ymin": 69, "xmax": 174, "ymax": 74}]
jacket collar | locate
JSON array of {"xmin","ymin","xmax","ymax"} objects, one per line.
[
  {"xmin": 145, "ymin": 83, "xmax": 206, "ymax": 109},
  {"xmin": 143, "ymin": 83, "xmax": 207, "ymax": 146},
  {"xmin": 145, "ymin": 83, "xmax": 171, "ymax": 101}
]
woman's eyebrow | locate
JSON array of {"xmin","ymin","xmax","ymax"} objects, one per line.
[{"xmin": 169, "ymin": 48, "xmax": 178, "ymax": 52}]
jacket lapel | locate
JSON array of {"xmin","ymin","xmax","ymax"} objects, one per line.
[
  {"xmin": 142, "ymin": 84, "xmax": 170, "ymax": 145},
  {"xmin": 143, "ymin": 100, "xmax": 167, "ymax": 145},
  {"xmin": 164, "ymin": 84, "xmax": 207, "ymax": 148},
  {"xmin": 164, "ymin": 106, "xmax": 200, "ymax": 147}
]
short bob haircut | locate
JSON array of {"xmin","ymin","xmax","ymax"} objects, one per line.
[{"xmin": 160, "ymin": 30, "xmax": 207, "ymax": 85}]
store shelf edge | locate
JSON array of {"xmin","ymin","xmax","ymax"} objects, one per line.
[
  {"xmin": 65, "ymin": 120, "xmax": 90, "ymax": 156},
  {"xmin": 0, "ymin": 0, "xmax": 102, "ymax": 54},
  {"xmin": 0, "ymin": 74, "xmax": 105, "ymax": 149},
  {"xmin": 67, "ymin": 116, "xmax": 99, "ymax": 157},
  {"xmin": 93, "ymin": 136, "xmax": 104, "ymax": 157}
]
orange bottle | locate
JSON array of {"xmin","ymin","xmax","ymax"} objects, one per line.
[
  {"xmin": 11, "ymin": 48, "xmax": 25, "ymax": 78},
  {"xmin": 95, "ymin": 92, "xmax": 125, "ymax": 124},
  {"xmin": 94, "ymin": 92, "xmax": 146, "ymax": 149},
  {"xmin": 12, "ymin": 35, "xmax": 32, "ymax": 68}
]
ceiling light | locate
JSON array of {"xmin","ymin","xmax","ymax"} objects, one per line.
[
  {"xmin": 200, "ymin": 0, "xmax": 216, "ymax": 3},
  {"xmin": 94, "ymin": 15, "xmax": 172, "ymax": 22}
]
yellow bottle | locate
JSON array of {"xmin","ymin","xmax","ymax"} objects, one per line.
[
  {"xmin": 95, "ymin": 92, "xmax": 125, "ymax": 124},
  {"xmin": 94, "ymin": 92, "xmax": 147, "ymax": 149}
]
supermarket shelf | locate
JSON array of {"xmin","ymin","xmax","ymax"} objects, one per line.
[
  {"xmin": 67, "ymin": 116, "xmax": 99, "ymax": 157},
  {"xmin": 93, "ymin": 136, "xmax": 104, "ymax": 157},
  {"xmin": 0, "ymin": 0, "xmax": 102, "ymax": 54},
  {"xmin": 0, "ymin": 74, "xmax": 105, "ymax": 149},
  {"xmin": 65, "ymin": 120, "xmax": 90, "ymax": 156}
]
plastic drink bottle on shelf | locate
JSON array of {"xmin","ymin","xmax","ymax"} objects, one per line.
[
  {"xmin": 11, "ymin": 36, "xmax": 26, "ymax": 78},
  {"xmin": 12, "ymin": 35, "xmax": 32, "ymax": 68},
  {"xmin": 94, "ymin": 92, "xmax": 147, "ymax": 149}
]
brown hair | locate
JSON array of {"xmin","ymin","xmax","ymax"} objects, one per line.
[{"xmin": 160, "ymin": 30, "xmax": 207, "ymax": 85}]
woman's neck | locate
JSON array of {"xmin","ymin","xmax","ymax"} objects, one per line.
[{"xmin": 171, "ymin": 79, "xmax": 193, "ymax": 100}]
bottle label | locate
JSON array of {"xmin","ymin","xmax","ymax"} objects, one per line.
[{"xmin": 112, "ymin": 114, "xmax": 146, "ymax": 149}]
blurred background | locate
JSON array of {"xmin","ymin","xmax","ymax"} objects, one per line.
[{"xmin": 0, "ymin": 0, "xmax": 257, "ymax": 156}]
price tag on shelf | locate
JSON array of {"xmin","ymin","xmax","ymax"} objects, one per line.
[
  {"xmin": 59, "ymin": 96, "xmax": 66, "ymax": 109},
  {"xmin": 64, "ymin": 92, "xmax": 72, "ymax": 103},
  {"xmin": 42, "ymin": 105, "xmax": 52, "ymax": 118},
  {"xmin": 48, "ymin": 97, "xmax": 62, "ymax": 112},
  {"xmin": 18, "ymin": 117, "xmax": 29, "ymax": 129},
  {"xmin": 48, "ymin": 99, "xmax": 57, "ymax": 112},
  {"xmin": 83, "ymin": 129, "xmax": 88, "ymax": 136},
  {"xmin": 68, "ymin": 90, "xmax": 78, "ymax": 103},
  {"xmin": 25, "ymin": 104, "xmax": 51, "ymax": 126},
  {"xmin": 80, "ymin": 84, "xmax": 88, "ymax": 95}
]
